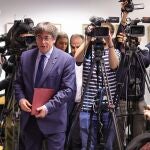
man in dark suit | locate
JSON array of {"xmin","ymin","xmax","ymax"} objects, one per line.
[{"xmin": 15, "ymin": 22, "xmax": 76, "ymax": 150}]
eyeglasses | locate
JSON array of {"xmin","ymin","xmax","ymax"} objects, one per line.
[{"xmin": 36, "ymin": 35, "xmax": 52, "ymax": 41}]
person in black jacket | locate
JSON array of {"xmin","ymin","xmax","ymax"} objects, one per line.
[{"xmin": 114, "ymin": 3, "xmax": 150, "ymax": 147}]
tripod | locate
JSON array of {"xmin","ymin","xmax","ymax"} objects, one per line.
[
  {"xmin": 90, "ymin": 44, "xmax": 122, "ymax": 150},
  {"xmin": 0, "ymin": 55, "xmax": 21, "ymax": 150},
  {"xmin": 67, "ymin": 39, "xmax": 123, "ymax": 150},
  {"xmin": 115, "ymin": 36, "xmax": 150, "ymax": 148}
]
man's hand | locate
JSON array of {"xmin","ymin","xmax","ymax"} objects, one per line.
[
  {"xmin": 35, "ymin": 105, "xmax": 48, "ymax": 118},
  {"xmin": 144, "ymin": 105, "xmax": 150, "ymax": 120},
  {"xmin": 117, "ymin": 32, "xmax": 126, "ymax": 43},
  {"xmin": 144, "ymin": 110, "xmax": 150, "ymax": 120},
  {"xmin": 104, "ymin": 30, "xmax": 114, "ymax": 48},
  {"xmin": 145, "ymin": 105, "xmax": 150, "ymax": 110},
  {"xmin": 19, "ymin": 98, "xmax": 32, "ymax": 112}
]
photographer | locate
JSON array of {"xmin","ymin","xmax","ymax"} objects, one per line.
[
  {"xmin": 74, "ymin": 22, "xmax": 120, "ymax": 150},
  {"xmin": 115, "ymin": 1, "xmax": 150, "ymax": 145}
]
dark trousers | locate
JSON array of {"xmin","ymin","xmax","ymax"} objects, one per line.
[
  {"xmin": 117, "ymin": 100, "xmax": 146, "ymax": 147},
  {"xmin": 79, "ymin": 111, "xmax": 116, "ymax": 150},
  {"xmin": 69, "ymin": 116, "xmax": 81, "ymax": 150},
  {"xmin": 21, "ymin": 116, "xmax": 65, "ymax": 150},
  {"xmin": 66, "ymin": 103, "xmax": 81, "ymax": 150}
]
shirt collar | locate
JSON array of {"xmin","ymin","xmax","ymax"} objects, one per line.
[{"xmin": 38, "ymin": 46, "xmax": 53, "ymax": 59}]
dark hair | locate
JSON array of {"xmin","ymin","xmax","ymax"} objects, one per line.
[
  {"xmin": 55, "ymin": 32, "xmax": 69, "ymax": 53},
  {"xmin": 34, "ymin": 22, "xmax": 58, "ymax": 39}
]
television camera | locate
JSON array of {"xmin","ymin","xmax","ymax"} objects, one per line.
[
  {"xmin": 85, "ymin": 16, "xmax": 119, "ymax": 57},
  {"xmin": 0, "ymin": 18, "xmax": 36, "ymax": 56},
  {"xmin": 125, "ymin": 17, "xmax": 150, "ymax": 37},
  {"xmin": 123, "ymin": 17, "xmax": 150, "ymax": 51},
  {"xmin": 118, "ymin": 0, "xmax": 144, "ymax": 12},
  {"xmin": 0, "ymin": 18, "xmax": 36, "ymax": 91},
  {"xmin": 85, "ymin": 16, "xmax": 119, "ymax": 38}
]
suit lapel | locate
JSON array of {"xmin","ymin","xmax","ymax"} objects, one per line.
[
  {"xmin": 30, "ymin": 49, "xmax": 38, "ymax": 89},
  {"xmin": 39, "ymin": 47, "xmax": 58, "ymax": 87}
]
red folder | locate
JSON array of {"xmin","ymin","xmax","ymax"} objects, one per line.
[{"xmin": 31, "ymin": 88, "xmax": 55, "ymax": 115}]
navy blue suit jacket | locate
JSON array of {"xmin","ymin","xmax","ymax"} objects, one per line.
[{"xmin": 15, "ymin": 47, "xmax": 76, "ymax": 134}]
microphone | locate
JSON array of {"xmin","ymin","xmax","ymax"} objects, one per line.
[{"xmin": 89, "ymin": 16, "xmax": 105, "ymax": 26}]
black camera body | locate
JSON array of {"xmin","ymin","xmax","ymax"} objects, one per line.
[
  {"xmin": 125, "ymin": 25, "xmax": 145, "ymax": 37},
  {"xmin": 125, "ymin": 17, "xmax": 150, "ymax": 37},
  {"xmin": 85, "ymin": 16, "xmax": 109, "ymax": 37},
  {"xmin": 122, "ymin": 0, "xmax": 134, "ymax": 12},
  {"xmin": 85, "ymin": 16, "xmax": 119, "ymax": 38},
  {"xmin": 119, "ymin": 0, "xmax": 144, "ymax": 12},
  {"xmin": 86, "ymin": 26, "xmax": 109, "ymax": 37},
  {"xmin": 0, "ymin": 18, "xmax": 35, "ymax": 55},
  {"xmin": 0, "ymin": 34, "xmax": 7, "ymax": 42}
]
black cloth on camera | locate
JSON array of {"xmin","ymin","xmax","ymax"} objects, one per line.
[{"xmin": 116, "ymin": 49, "xmax": 149, "ymax": 101}]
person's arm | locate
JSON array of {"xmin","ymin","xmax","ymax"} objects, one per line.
[
  {"xmin": 121, "ymin": 11, "xmax": 128, "ymax": 26},
  {"xmin": 14, "ymin": 54, "xmax": 32, "ymax": 112},
  {"xmin": 105, "ymin": 32, "xmax": 120, "ymax": 70},
  {"xmin": 115, "ymin": 10, "xmax": 128, "ymax": 52},
  {"xmin": 74, "ymin": 36, "xmax": 91, "ymax": 63},
  {"xmin": 108, "ymin": 42, "xmax": 120, "ymax": 70}
]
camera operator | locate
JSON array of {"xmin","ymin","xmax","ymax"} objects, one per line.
[
  {"xmin": 74, "ymin": 22, "xmax": 120, "ymax": 150},
  {"xmin": 115, "ymin": 2, "xmax": 150, "ymax": 145},
  {"xmin": 114, "ymin": 3, "xmax": 128, "ymax": 53}
]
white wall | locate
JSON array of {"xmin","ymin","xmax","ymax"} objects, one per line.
[{"xmin": 0, "ymin": 0, "xmax": 150, "ymax": 43}]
